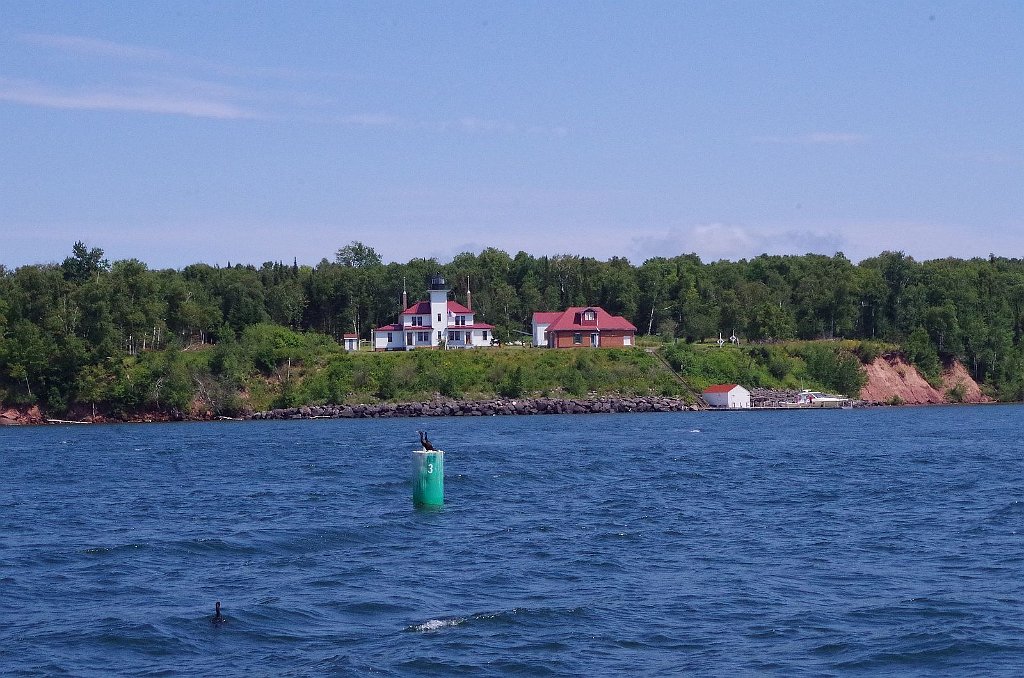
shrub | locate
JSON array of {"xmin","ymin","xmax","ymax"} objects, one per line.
[
  {"xmin": 564, "ymin": 370, "xmax": 587, "ymax": 396},
  {"xmin": 497, "ymin": 365, "xmax": 525, "ymax": 398},
  {"xmin": 905, "ymin": 326, "xmax": 941, "ymax": 383},
  {"xmin": 766, "ymin": 347, "xmax": 792, "ymax": 381},
  {"xmin": 372, "ymin": 360, "xmax": 396, "ymax": 400},
  {"xmin": 946, "ymin": 382, "xmax": 967, "ymax": 403},
  {"xmin": 854, "ymin": 340, "xmax": 883, "ymax": 364},
  {"xmin": 800, "ymin": 344, "xmax": 866, "ymax": 396}
]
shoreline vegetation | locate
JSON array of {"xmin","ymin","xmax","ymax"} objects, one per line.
[
  {"xmin": 1, "ymin": 242, "xmax": 1012, "ymax": 425},
  {"xmin": 0, "ymin": 340, "xmax": 989, "ymax": 426}
]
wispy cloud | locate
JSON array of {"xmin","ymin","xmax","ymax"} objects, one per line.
[
  {"xmin": 453, "ymin": 116, "xmax": 517, "ymax": 134},
  {"xmin": 631, "ymin": 223, "xmax": 845, "ymax": 263},
  {"xmin": 22, "ymin": 33, "xmax": 174, "ymax": 62},
  {"xmin": 9, "ymin": 32, "xmax": 570, "ymax": 134},
  {"xmin": 324, "ymin": 112, "xmax": 569, "ymax": 137},
  {"xmin": 754, "ymin": 132, "xmax": 868, "ymax": 145},
  {"xmin": 0, "ymin": 77, "xmax": 258, "ymax": 119},
  {"xmin": 20, "ymin": 32, "xmax": 324, "ymax": 81},
  {"xmin": 628, "ymin": 218, "xmax": 1024, "ymax": 265}
]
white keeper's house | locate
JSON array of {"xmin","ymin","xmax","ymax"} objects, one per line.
[{"xmin": 374, "ymin": 274, "xmax": 495, "ymax": 351}]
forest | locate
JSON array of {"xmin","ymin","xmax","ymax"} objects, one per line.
[{"xmin": 3, "ymin": 240, "xmax": 1024, "ymax": 417}]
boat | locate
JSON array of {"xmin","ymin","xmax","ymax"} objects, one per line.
[{"xmin": 780, "ymin": 389, "xmax": 852, "ymax": 409}]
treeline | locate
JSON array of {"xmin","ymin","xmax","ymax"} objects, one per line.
[{"xmin": 3, "ymin": 241, "xmax": 1024, "ymax": 413}]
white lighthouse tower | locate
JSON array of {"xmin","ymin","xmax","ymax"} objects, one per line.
[{"xmin": 428, "ymin": 274, "xmax": 449, "ymax": 346}]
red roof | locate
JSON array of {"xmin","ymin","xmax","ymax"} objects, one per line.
[
  {"xmin": 545, "ymin": 307, "xmax": 637, "ymax": 333},
  {"xmin": 374, "ymin": 323, "xmax": 403, "ymax": 332},
  {"xmin": 532, "ymin": 312, "xmax": 563, "ymax": 325},
  {"xmin": 401, "ymin": 301, "xmax": 432, "ymax": 315},
  {"xmin": 703, "ymin": 384, "xmax": 740, "ymax": 394},
  {"xmin": 343, "ymin": 333, "xmax": 358, "ymax": 339},
  {"xmin": 401, "ymin": 300, "xmax": 474, "ymax": 315}
]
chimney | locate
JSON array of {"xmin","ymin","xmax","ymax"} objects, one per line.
[{"xmin": 466, "ymin": 276, "xmax": 472, "ymax": 311}]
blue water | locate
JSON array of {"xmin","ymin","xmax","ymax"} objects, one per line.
[{"xmin": 2, "ymin": 407, "xmax": 1023, "ymax": 676}]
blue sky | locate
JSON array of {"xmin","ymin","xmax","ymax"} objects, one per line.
[{"xmin": 1, "ymin": 1, "xmax": 1022, "ymax": 269}]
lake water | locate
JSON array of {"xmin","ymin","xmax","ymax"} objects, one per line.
[{"xmin": 2, "ymin": 406, "xmax": 1023, "ymax": 676}]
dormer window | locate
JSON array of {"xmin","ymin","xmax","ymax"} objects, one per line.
[{"xmin": 583, "ymin": 310, "xmax": 596, "ymax": 321}]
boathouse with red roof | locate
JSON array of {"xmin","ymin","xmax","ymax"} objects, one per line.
[{"xmin": 702, "ymin": 383, "xmax": 751, "ymax": 408}]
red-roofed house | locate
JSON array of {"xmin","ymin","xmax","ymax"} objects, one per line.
[
  {"xmin": 532, "ymin": 307, "xmax": 637, "ymax": 348},
  {"xmin": 702, "ymin": 384, "xmax": 751, "ymax": 408},
  {"xmin": 374, "ymin": 274, "xmax": 495, "ymax": 350}
]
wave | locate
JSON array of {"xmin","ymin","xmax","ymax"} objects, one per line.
[
  {"xmin": 405, "ymin": 606, "xmax": 587, "ymax": 634},
  {"xmin": 405, "ymin": 616, "xmax": 467, "ymax": 632}
]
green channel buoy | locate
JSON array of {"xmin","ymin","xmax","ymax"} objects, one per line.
[{"xmin": 412, "ymin": 449, "xmax": 444, "ymax": 507}]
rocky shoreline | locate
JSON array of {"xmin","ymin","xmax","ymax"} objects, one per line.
[
  {"xmin": 0, "ymin": 389, "xmax": 940, "ymax": 426},
  {"xmin": 0, "ymin": 405, "xmax": 45, "ymax": 426},
  {"xmin": 251, "ymin": 395, "xmax": 700, "ymax": 420}
]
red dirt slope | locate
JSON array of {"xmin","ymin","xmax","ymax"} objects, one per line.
[{"xmin": 860, "ymin": 355, "xmax": 990, "ymax": 404}]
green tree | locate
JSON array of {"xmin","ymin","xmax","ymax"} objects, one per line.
[
  {"xmin": 61, "ymin": 241, "xmax": 109, "ymax": 283},
  {"xmin": 335, "ymin": 241, "xmax": 383, "ymax": 268},
  {"xmin": 1, "ymin": 320, "xmax": 54, "ymax": 402}
]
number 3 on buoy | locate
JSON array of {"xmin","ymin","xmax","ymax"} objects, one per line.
[{"xmin": 412, "ymin": 448, "xmax": 444, "ymax": 507}]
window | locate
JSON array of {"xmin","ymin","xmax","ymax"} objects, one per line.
[
  {"xmin": 387, "ymin": 332, "xmax": 392, "ymax": 342},
  {"xmin": 448, "ymin": 331, "xmax": 462, "ymax": 342},
  {"xmin": 412, "ymin": 316, "xmax": 422, "ymax": 326},
  {"xmin": 573, "ymin": 332, "xmax": 582, "ymax": 345},
  {"xmin": 482, "ymin": 330, "xmax": 488, "ymax": 340},
  {"xmin": 583, "ymin": 310, "xmax": 596, "ymax": 321},
  {"xmin": 417, "ymin": 332, "xmax": 430, "ymax": 342},
  {"xmin": 437, "ymin": 313, "xmax": 442, "ymax": 322},
  {"xmin": 455, "ymin": 315, "xmax": 466, "ymax": 326}
]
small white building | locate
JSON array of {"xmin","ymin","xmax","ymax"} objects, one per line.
[
  {"xmin": 531, "ymin": 312, "xmax": 562, "ymax": 347},
  {"xmin": 702, "ymin": 383, "xmax": 751, "ymax": 409},
  {"xmin": 374, "ymin": 274, "xmax": 495, "ymax": 351},
  {"xmin": 343, "ymin": 333, "xmax": 359, "ymax": 351}
]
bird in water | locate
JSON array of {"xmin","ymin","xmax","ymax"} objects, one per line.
[
  {"xmin": 212, "ymin": 601, "xmax": 225, "ymax": 624},
  {"xmin": 418, "ymin": 430, "xmax": 435, "ymax": 451}
]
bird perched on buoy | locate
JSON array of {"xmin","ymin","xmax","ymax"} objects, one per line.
[
  {"xmin": 212, "ymin": 601, "xmax": 225, "ymax": 624},
  {"xmin": 417, "ymin": 430, "xmax": 435, "ymax": 451}
]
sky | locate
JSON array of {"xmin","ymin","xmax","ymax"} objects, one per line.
[{"xmin": 1, "ymin": 1, "xmax": 1022, "ymax": 270}]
